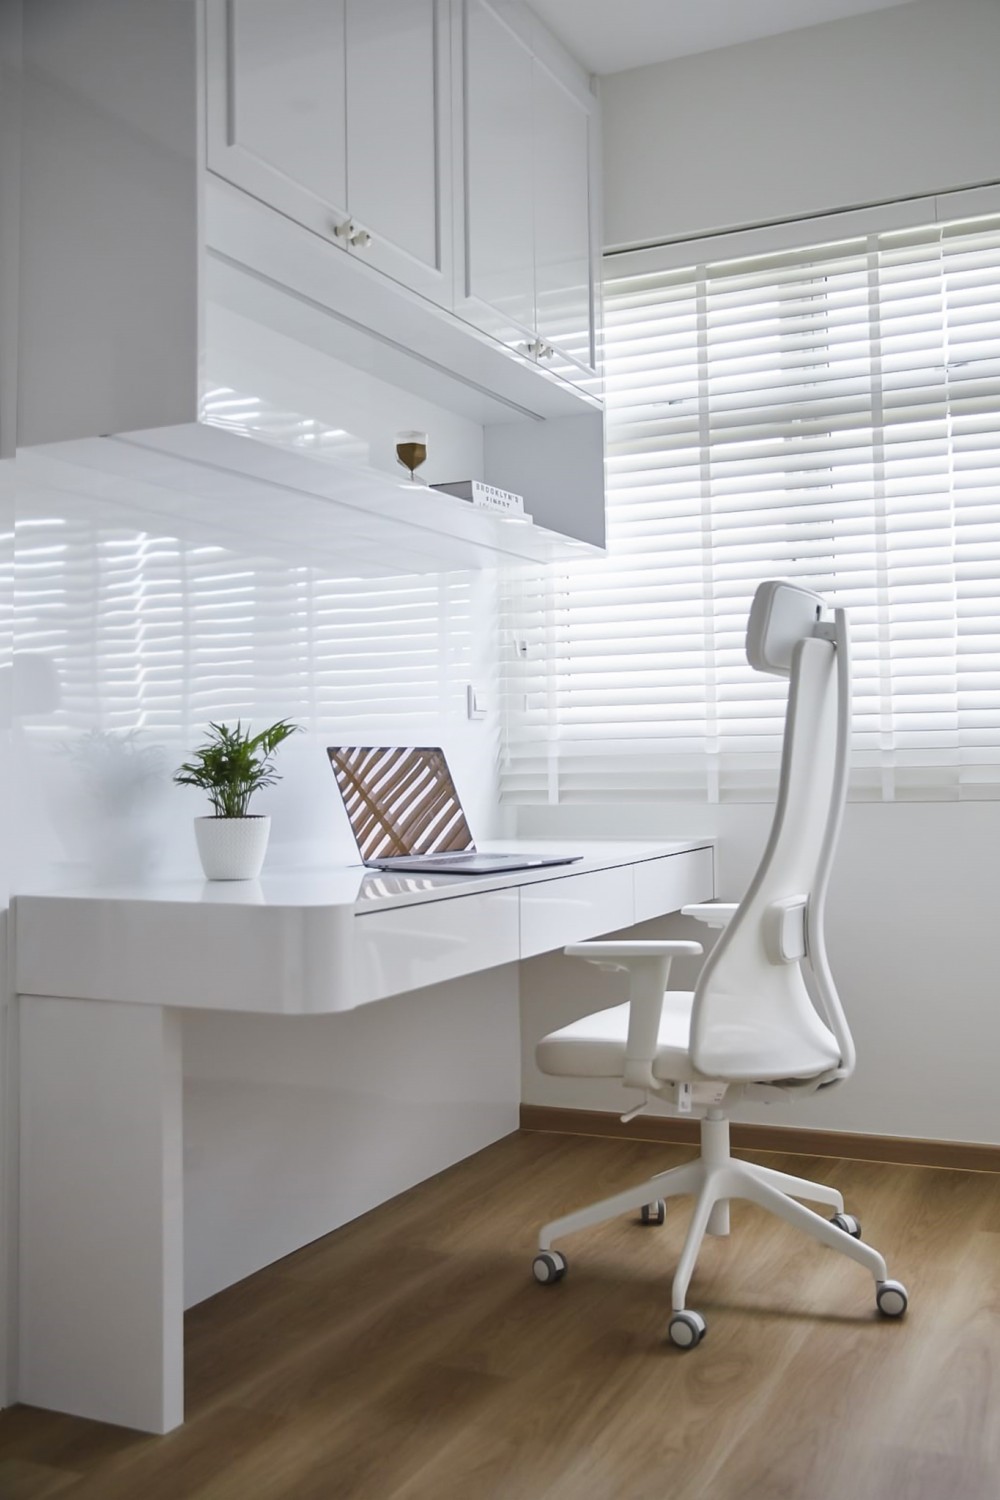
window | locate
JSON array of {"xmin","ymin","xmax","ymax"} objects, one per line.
[{"xmin": 500, "ymin": 212, "xmax": 1000, "ymax": 803}]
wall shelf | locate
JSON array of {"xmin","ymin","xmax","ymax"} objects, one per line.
[{"xmin": 18, "ymin": 421, "xmax": 603, "ymax": 577}]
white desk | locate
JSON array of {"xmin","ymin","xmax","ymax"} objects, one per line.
[{"xmin": 15, "ymin": 839, "xmax": 713, "ymax": 1432}]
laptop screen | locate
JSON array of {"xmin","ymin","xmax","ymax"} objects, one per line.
[{"xmin": 327, "ymin": 746, "xmax": 476, "ymax": 861}]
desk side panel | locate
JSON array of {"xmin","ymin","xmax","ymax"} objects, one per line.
[{"xmin": 19, "ymin": 998, "xmax": 183, "ymax": 1433}]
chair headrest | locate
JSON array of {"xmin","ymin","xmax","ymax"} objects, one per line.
[{"xmin": 746, "ymin": 580, "xmax": 827, "ymax": 677}]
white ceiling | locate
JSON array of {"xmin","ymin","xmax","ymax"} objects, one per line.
[{"xmin": 529, "ymin": 0, "xmax": 917, "ymax": 75}]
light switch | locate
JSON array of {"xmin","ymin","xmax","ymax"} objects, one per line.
[{"xmin": 466, "ymin": 683, "xmax": 488, "ymax": 721}]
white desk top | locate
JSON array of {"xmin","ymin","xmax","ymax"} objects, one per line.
[
  {"xmin": 16, "ymin": 839, "xmax": 712, "ymax": 914},
  {"xmin": 15, "ymin": 840, "xmax": 715, "ymax": 1015}
]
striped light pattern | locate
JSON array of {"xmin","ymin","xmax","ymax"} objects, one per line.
[
  {"xmin": 500, "ymin": 213, "xmax": 1000, "ymax": 803},
  {"xmin": 13, "ymin": 507, "xmax": 479, "ymax": 737}
]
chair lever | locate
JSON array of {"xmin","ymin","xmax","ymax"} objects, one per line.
[{"xmin": 620, "ymin": 1094, "xmax": 651, "ymax": 1123}]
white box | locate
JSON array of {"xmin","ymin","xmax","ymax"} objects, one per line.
[{"xmin": 432, "ymin": 480, "xmax": 527, "ymax": 517}]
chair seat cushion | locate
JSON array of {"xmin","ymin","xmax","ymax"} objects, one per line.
[
  {"xmin": 537, "ymin": 992, "xmax": 702, "ymax": 1083},
  {"xmin": 536, "ymin": 992, "xmax": 841, "ymax": 1084}
]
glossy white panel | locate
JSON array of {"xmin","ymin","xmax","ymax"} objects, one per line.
[
  {"xmin": 462, "ymin": 0, "xmax": 536, "ymax": 340},
  {"xmin": 519, "ymin": 865, "xmax": 633, "ymax": 959},
  {"xmin": 353, "ymin": 888, "xmax": 519, "ymax": 1001},
  {"xmin": 346, "ymin": 0, "xmax": 450, "ymax": 300},
  {"xmin": 633, "ymin": 847, "xmax": 715, "ymax": 925},
  {"xmin": 12, "ymin": 465, "xmax": 502, "ymax": 892},
  {"xmin": 18, "ymin": 0, "xmax": 199, "ymax": 446},
  {"xmin": 204, "ymin": 175, "xmax": 601, "ymax": 426},
  {"xmin": 204, "ymin": 297, "xmax": 484, "ymax": 487},
  {"xmin": 183, "ymin": 963, "xmax": 520, "ymax": 1306},
  {"xmin": 532, "ymin": 56, "xmax": 593, "ymax": 371},
  {"xmin": 206, "ymin": 0, "xmax": 349, "ymax": 229},
  {"xmin": 15, "ymin": 897, "xmax": 360, "ymax": 1014},
  {"xmin": 19, "ymin": 998, "xmax": 183, "ymax": 1431},
  {"xmin": 483, "ymin": 409, "xmax": 605, "ymax": 547}
]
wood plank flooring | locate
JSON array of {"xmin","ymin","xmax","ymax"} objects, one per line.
[{"xmin": 1, "ymin": 1130, "xmax": 997, "ymax": 1500}]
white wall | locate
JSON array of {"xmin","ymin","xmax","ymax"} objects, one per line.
[
  {"xmin": 519, "ymin": 0, "xmax": 1000, "ymax": 1147},
  {"xmin": 602, "ymin": 0, "xmax": 1000, "ymax": 247}
]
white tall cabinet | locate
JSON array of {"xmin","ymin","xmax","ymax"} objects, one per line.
[{"xmin": 206, "ymin": 0, "xmax": 453, "ymax": 307}]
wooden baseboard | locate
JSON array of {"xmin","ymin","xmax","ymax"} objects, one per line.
[{"xmin": 519, "ymin": 1104, "xmax": 1000, "ymax": 1175}]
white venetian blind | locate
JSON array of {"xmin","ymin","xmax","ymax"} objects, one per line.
[{"xmin": 501, "ymin": 212, "xmax": 1000, "ymax": 803}]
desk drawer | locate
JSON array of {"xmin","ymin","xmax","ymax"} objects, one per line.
[
  {"xmin": 353, "ymin": 889, "xmax": 519, "ymax": 1003},
  {"xmin": 519, "ymin": 867, "xmax": 634, "ymax": 959},
  {"xmin": 633, "ymin": 848, "xmax": 714, "ymax": 925}
]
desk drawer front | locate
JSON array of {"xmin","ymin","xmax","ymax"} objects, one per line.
[
  {"xmin": 633, "ymin": 848, "xmax": 714, "ymax": 925},
  {"xmin": 353, "ymin": 890, "xmax": 519, "ymax": 1003},
  {"xmin": 519, "ymin": 867, "xmax": 634, "ymax": 959}
]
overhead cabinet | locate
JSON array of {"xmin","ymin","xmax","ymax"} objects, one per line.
[
  {"xmin": 205, "ymin": 0, "xmax": 453, "ymax": 307},
  {"xmin": 205, "ymin": 0, "xmax": 600, "ymax": 395},
  {"xmin": 18, "ymin": 0, "xmax": 606, "ymax": 569},
  {"xmin": 460, "ymin": 0, "xmax": 598, "ymax": 389}
]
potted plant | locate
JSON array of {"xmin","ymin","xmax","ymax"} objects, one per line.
[{"xmin": 174, "ymin": 719, "xmax": 299, "ymax": 880}]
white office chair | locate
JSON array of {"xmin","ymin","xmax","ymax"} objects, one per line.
[{"xmin": 531, "ymin": 580, "xmax": 908, "ymax": 1347}]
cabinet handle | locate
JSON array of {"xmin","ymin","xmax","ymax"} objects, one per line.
[
  {"xmin": 333, "ymin": 218, "xmax": 355, "ymax": 242},
  {"xmin": 350, "ymin": 227, "xmax": 373, "ymax": 250}
]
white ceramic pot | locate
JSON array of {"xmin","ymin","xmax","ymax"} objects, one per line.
[{"xmin": 194, "ymin": 815, "xmax": 271, "ymax": 880}]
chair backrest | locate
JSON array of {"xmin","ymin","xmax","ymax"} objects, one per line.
[{"xmin": 689, "ymin": 581, "xmax": 855, "ymax": 1084}]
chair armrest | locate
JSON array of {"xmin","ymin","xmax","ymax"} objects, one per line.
[
  {"xmin": 564, "ymin": 941, "xmax": 703, "ymax": 1090},
  {"xmin": 681, "ymin": 903, "xmax": 739, "ymax": 930}
]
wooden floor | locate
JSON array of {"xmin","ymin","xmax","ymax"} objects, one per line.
[{"xmin": 1, "ymin": 1130, "xmax": 998, "ymax": 1500}]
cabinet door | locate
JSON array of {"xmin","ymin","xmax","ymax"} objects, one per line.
[
  {"xmin": 532, "ymin": 54, "xmax": 596, "ymax": 376},
  {"xmin": 459, "ymin": 0, "xmax": 536, "ymax": 349},
  {"xmin": 345, "ymin": 0, "xmax": 452, "ymax": 306},
  {"xmin": 205, "ymin": 0, "xmax": 350, "ymax": 241}
]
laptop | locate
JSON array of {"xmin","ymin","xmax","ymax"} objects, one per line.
[{"xmin": 327, "ymin": 745, "xmax": 583, "ymax": 875}]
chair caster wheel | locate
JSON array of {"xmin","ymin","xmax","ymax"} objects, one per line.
[
  {"xmin": 876, "ymin": 1279, "xmax": 908, "ymax": 1317},
  {"xmin": 533, "ymin": 1250, "xmax": 567, "ymax": 1285},
  {"xmin": 667, "ymin": 1310, "xmax": 706, "ymax": 1348},
  {"xmin": 830, "ymin": 1212, "xmax": 862, "ymax": 1238},
  {"xmin": 640, "ymin": 1199, "xmax": 666, "ymax": 1226}
]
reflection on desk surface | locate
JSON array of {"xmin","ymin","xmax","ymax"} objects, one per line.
[{"xmin": 14, "ymin": 840, "xmax": 714, "ymax": 914}]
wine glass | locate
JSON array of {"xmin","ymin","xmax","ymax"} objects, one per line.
[{"xmin": 395, "ymin": 430, "xmax": 427, "ymax": 481}]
